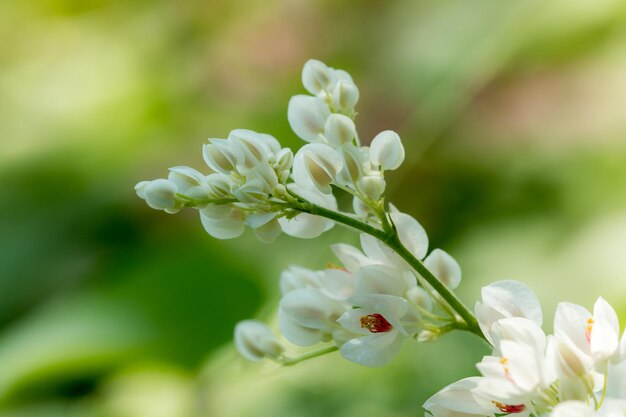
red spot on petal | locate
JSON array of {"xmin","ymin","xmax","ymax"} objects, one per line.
[
  {"xmin": 360, "ymin": 314, "xmax": 393, "ymax": 333},
  {"xmin": 493, "ymin": 401, "xmax": 525, "ymax": 413}
]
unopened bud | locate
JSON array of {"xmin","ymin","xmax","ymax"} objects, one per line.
[
  {"xmin": 370, "ymin": 130, "xmax": 405, "ymax": 171},
  {"xmin": 302, "ymin": 59, "xmax": 334, "ymax": 95},
  {"xmin": 234, "ymin": 320, "xmax": 284, "ymax": 362},
  {"xmin": 324, "ymin": 114, "xmax": 356, "ymax": 147},
  {"xmin": 358, "ymin": 175, "xmax": 386, "ymax": 200}
]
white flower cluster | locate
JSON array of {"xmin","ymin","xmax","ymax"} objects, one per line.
[
  {"xmin": 424, "ymin": 281, "xmax": 626, "ymax": 417},
  {"xmin": 235, "ymin": 211, "xmax": 466, "ymax": 368},
  {"xmin": 288, "ymin": 60, "xmax": 405, "ymax": 216},
  {"xmin": 135, "ymin": 59, "xmax": 406, "ymax": 242}
]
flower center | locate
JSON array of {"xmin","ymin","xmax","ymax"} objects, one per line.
[
  {"xmin": 586, "ymin": 318, "xmax": 594, "ymax": 342},
  {"xmin": 493, "ymin": 401, "xmax": 525, "ymax": 413},
  {"xmin": 360, "ymin": 314, "xmax": 393, "ymax": 333}
]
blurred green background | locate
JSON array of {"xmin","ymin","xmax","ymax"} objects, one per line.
[{"xmin": 1, "ymin": 0, "xmax": 626, "ymax": 416}]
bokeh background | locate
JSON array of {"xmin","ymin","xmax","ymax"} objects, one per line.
[{"xmin": 2, "ymin": 0, "xmax": 626, "ymax": 416}]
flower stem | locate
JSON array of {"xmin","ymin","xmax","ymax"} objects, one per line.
[
  {"xmin": 281, "ymin": 346, "xmax": 339, "ymax": 366},
  {"xmin": 290, "ymin": 197, "xmax": 486, "ymax": 342}
]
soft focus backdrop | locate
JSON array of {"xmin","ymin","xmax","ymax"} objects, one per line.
[{"xmin": 2, "ymin": 0, "xmax": 626, "ymax": 416}]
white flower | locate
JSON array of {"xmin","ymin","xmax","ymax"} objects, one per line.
[
  {"xmin": 475, "ymin": 280, "xmax": 543, "ymax": 345},
  {"xmin": 554, "ymin": 298, "xmax": 621, "ymax": 365},
  {"xmin": 357, "ymin": 175, "xmax": 386, "ymax": 201},
  {"xmin": 292, "ymin": 143, "xmax": 343, "ymax": 194},
  {"xmin": 390, "ymin": 211, "xmax": 429, "ymax": 261},
  {"xmin": 234, "ymin": 320, "xmax": 284, "ymax": 362},
  {"xmin": 337, "ymin": 294, "xmax": 419, "ymax": 367},
  {"xmin": 369, "ymin": 130, "xmax": 405, "ymax": 171},
  {"xmin": 354, "ymin": 264, "xmax": 414, "ymax": 297},
  {"xmin": 287, "ymin": 95, "xmax": 331, "ymax": 143}
]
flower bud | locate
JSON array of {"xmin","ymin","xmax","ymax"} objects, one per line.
[
  {"xmin": 292, "ymin": 143, "xmax": 343, "ymax": 194},
  {"xmin": 234, "ymin": 320, "xmax": 284, "ymax": 362},
  {"xmin": 423, "ymin": 249, "xmax": 462, "ymax": 289},
  {"xmin": 287, "ymin": 95, "xmax": 330, "ymax": 142},
  {"xmin": 324, "ymin": 114, "xmax": 356, "ymax": 147},
  {"xmin": 199, "ymin": 205, "xmax": 245, "ymax": 239},
  {"xmin": 232, "ymin": 179, "xmax": 268, "ymax": 204},
  {"xmin": 229, "ymin": 129, "xmax": 280, "ymax": 168},
  {"xmin": 336, "ymin": 146, "xmax": 364, "ymax": 186},
  {"xmin": 138, "ymin": 179, "xmax": 179, "ymax": 212},
  {"xmin": 369, "ymin": 130, "xmax": 405, "ymax": 171},
  {"xmin": 302, "ymin": 59, "xmax": 334, "ymax": 95},
  {"xmin": 167, "ymin": 166, "xmax": 205, "ymax": 194},
  {"xmin": 331, "ymin": 80, "xmax": 359, "ymax": 111},
  {"xmin": 203, "ymin": 139, "xmax": 239, "ymax": 173},
  {"xmin": 407, "ymin": 286, "xmax": 433, "ymax": 311},
  {"xmin": 274, "ymin": 148, "xmax": 294, "ymax": 171},
  {"xmin": 205, "ymin": 173, "xmax": 233, "ymax": 198},
  {"xmin": 358, "ymin": 175, "xmax": 386, "ymax": 200},
  {"xmin": 418, "ymin": 330, "xmax": 438, "ymax": 343}
]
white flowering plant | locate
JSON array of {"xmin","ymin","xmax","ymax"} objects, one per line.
[{"xmin": 136, "ymin": 60, "xmax": 626, "ymax": 417}]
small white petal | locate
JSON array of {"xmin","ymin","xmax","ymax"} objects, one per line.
[
  {"xmin": 330, "ymin": 243, "xmax": 377, "ymax": 273},
  {"xmin": 390, "ymin": 211, "xmax": 429, "ymax": 260},
  {"xmin": 358, "ymin": 175, "xmax": 386, "ymax": 201},
  {"xmin": 355, "ymin": 264, "xmax": 409, "ymax": 297},
  {"xmin": 331, "ymin": 80, "xmax": 359, "ymax": 111},
  {"xmin": 199, "ymin": 205, "xmax": 245, "ymax": 239},
  {"xmin": 278, "ymin": 185, "xmax": 337, "ymax": 239},
  {"xmin": 278, "ymin": 309, "xmax": 323, "ymax": 346},
  {"xmin": 279, "ymin": 266, "xmax": 322, "ymax": 295},
  {"xmin": 253, "ymin": 217, "xmax": 282, "ymax": 244},
  {"xmin": 340, "ymin": 331, "xmax": 403, "ymax": 367},
  {"xmin": 324, "ymin": 113, "xmax": 356, "ymax": 147},
  {"xmin": 369, "ymin": 130, "xmax": 405, "ymax": 170},
  {"xmin": 287, "ymin": 95, "xmax": 330, "ymax": 142},
  {"xmin": 292, "ymin": 143, "xmax": 343, "ymax": 194},
  {"xmin": 423, "ymin": 249, "xmax": 462, "ymax": 289},
  {"xmin": 302, "ymin": 59, "xmax": 334, "ymax": 95},
  {"xmin": 168, "ymin": 166, "xmax": 205, "ymax": 193}
]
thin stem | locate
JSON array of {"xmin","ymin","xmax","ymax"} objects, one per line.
[
  {"xmin": 290, "ymin": 195, "xmax": 486, "ymax": 342},
  {"xmin": 597, "ymin": 366, "xmax": 609, "ymax": 410},
  {"xmin": 281, "ymin": 346, "xmax": 339, "ymax": 366}
]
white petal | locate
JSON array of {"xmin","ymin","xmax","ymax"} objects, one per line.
[
  {"xmin": 279, "ymin": 288, "xmax": 345, "ymax": 330},
  {"xmin": 302, "ymin": 59, "xmax": 334, "ymax": 95},
  {"xmin": 253, "ymin": 217, "xmax": 282, "ymax": 244},
  {"xmin": 319, "ymin": 268, "xmax": 354, "ymax": 300},
  {"xmin": 355, "ymin": 264, "xmax": 409, "ymax": 297},
  {"xmin": 279, "ymin": 185, "xmax": 337, "ymax": 238},
  {"xmin": 551, "ymin": 401, "xmax": 596, "ymax": 417},
  {"xmin": 287, "ymin": 95, "xmax": 330, "ymax": 142},
  {"xmin": 339, "ymin": 331, "xmax": 403, "ymax": 367},
  {"xmin": 423, "ymin": 249, "xmax": 462, "ymax": 289},
  {"xmin": 594, "ymin": 297, "xmax": 620, "ymax": 338},
  {"xmin": 168, "ymin": 166, "xmax": 205, "ymax": 193},
  {"xmin": 331, "ymin": 80, "xmax": 359, "ymax": 111},
  {"xmin": 324, "ymin": 113, "xmax": 356, "ymax": 147},
  {"xmin": 278, "ymin": 309, "xmax": 323, "ymax": 346},
  {"xmin": 390, "ymin": 211, "xmax": 429, "ymax": 260},
  {"xmin": 369, "ymin": 130, "xmax": 405, "ymax": 170},
  {"xmin": 554, "ymin": 302, "xmax": 591, "ymax": 354},
  {"xmin": 199, "ymin": 206, "xmax": 245, "ymax": 239},
  {"xmin": 423, "ymin": 377, "xmax": 492, "ymax": 417},
  {"xmin": 330, "ymin": 243, "xmax": 376, "ymax": 273},
  {"xmin": 292, "ymin": 143, "xmax": 342, "ymax": 194},
  {"xmin": 481, "ymin": 280, "xmax": 543, "ymax": 326},
  {"xmin": 280, "ymin": 266, "xmax": 322, "ymax": 295}
]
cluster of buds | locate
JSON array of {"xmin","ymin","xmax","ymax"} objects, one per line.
[
  {"xmin": 288, "ymin": 60, "xmax": 405, "ymax": 216},
  {"xmin": 136, "ymin": 60, "xmax": 406, "ymax": 242},
  {"xmin": 235, "ymin": 210, "xmax": 465, "ymax": 367},
  {"xmin": 424, "ymin": 281, "xmax": 626, "ymax": 417}
]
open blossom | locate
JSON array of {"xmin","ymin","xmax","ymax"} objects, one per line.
[{"xmin": 425, "ymin": 281, "xmax": 626, "ymax": 417}]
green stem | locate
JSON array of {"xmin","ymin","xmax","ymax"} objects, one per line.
[
  {"xmin": 281, "ymin": 346, "xmax": 339, "ymax": 366},
  {"xmin": 290, "ymin": 197, "xmax": 486, "ymax": 342}
]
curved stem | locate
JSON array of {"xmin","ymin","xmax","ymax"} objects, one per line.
[{"xmin": 289, "ymin": 196, "xmax": 486, "ymax": 342}]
